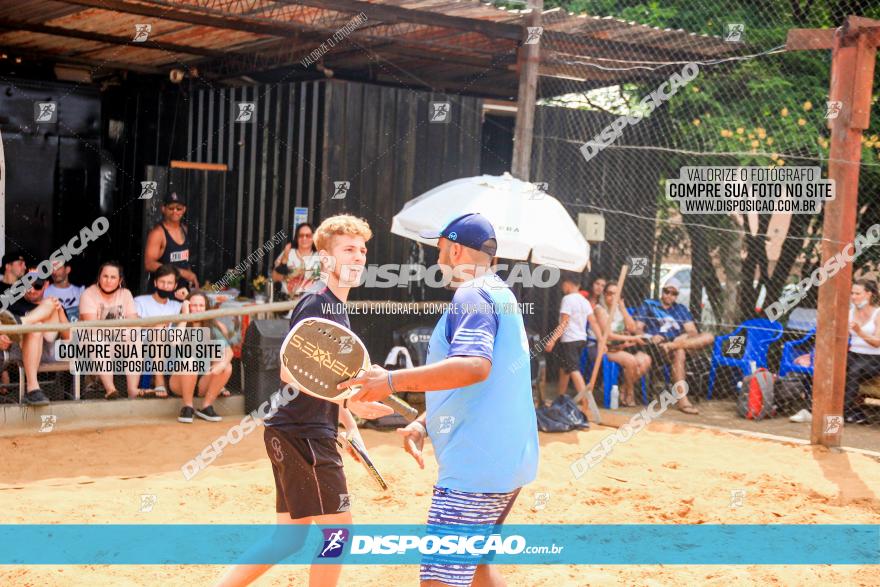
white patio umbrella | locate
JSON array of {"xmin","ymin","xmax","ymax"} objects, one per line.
[{"xmin": 391, "ymin": 173, "xmax": 590, "ymax": 271}]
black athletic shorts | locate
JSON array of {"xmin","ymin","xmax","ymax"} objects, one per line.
[
  {"xmin": 264, "ymin": 427, "xmax": 349, "ymax": 519},
  {"xmin": 556, "ymin": 340, "xmax": 585, "ymax": 374}
]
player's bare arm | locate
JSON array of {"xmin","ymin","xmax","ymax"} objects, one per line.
[
  {"xmin": 143, "ymin": 226, "xmax": 165, "ymax": 273},
  {"xmin": 397, "ymin": 415, "xmax": 427, "ymax": 469},
  {"xmin": 340, "ymin": 356, "xmax": 491, "ymax": 403},
  {"xmin": 544, "ymin": 312, "xmax": 570, "ymax": 352}
]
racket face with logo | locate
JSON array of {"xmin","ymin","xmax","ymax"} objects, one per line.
[
  {"xmin": 336, "ymin": 435, "xmax": 388, "ymax": 491},
  {"xmin": 280, "ymin": 317, "xmax": 420, "ymax": 421},
  {"xmin": 280, "ymin": 317, "xmax": 368, "ymax": 401}
]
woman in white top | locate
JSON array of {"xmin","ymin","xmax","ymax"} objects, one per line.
[
  {"xmin": 593, "ymin": 281, "xmax": 652, "ymax": 407},
  {"xmin": 272, "ymin": 222, "xmax": 321, "ymax": 297},
  {"xmin": 845, "ymin": 279, "xmax": 880, "ymax": 424}
]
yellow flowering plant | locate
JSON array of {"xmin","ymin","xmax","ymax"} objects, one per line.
[{"xmin": 252, "ymin": 275, "xmax": 268, "ymax": 294}]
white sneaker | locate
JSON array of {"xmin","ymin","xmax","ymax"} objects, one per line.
[{"xmin": 789, "ymin": 409, "xmax": 812, "ymax": 423}]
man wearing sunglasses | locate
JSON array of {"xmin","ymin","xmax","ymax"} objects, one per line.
[
  {"xmin": 632, "ymin": 278, "xmax": 713, "ymax": 414},
  {"xmin": 144, "ymin": 192, "xmax": 199, "ymax": 292}
]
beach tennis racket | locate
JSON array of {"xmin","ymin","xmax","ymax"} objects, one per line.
[
  {"xmin": 280, "ymin": 317, "xmax": 418, "ymax": 421},
  {"xmin": 336, "ymin": 433, "xmax": 388, "ymax": 491}
]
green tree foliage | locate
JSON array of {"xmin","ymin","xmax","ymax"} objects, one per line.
[{"xmin": 540, "ymin": 0, "xmax": 880, "ymax": 321}]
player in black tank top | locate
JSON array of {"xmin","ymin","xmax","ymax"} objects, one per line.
[
  {"xmin": 144, "ymin": 192, "xmax": 199, "ymax": 291},
  {"xmin": 159, "ymin": 223, "xmax": 192, "ymax": 270}
]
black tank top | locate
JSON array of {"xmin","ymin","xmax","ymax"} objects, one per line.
[{"xmin": 159, "ymin": 223, "xmax": 191, "ymax": 270}]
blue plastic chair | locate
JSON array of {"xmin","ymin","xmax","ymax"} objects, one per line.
[
  {"xmin": 708, "ymin": 318, "xmax": 783, "ymax": 398},
  {"xmin": 779, "ymin": 328, "xmax": 815, "ymax": 377},
  {"xmin": 580, "ymin": 347, "xmax": 649, "ymax": 407}
]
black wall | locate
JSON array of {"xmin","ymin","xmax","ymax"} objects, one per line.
[
  {"xmin": 480, "ymin": 113, "xmax": 514, "ymax": 176},
  {"xmin": 0, "ymin": 78, "xmax": 104, "ymax": 279},
  {"xmin": 178, "ymin": 81, "xmax": 324, "ymax": 289},
  {"xmin": 320, "ymin": 80, "xmax": 484, "ymax": 303},
  {"xmin": 102, "ymin": 78, "xmax": 187, "ymax": 291}
]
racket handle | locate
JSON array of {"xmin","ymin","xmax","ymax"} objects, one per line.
[{"xmin": 383, "ymin": 394, "xmax": 418, "ymax": 422}]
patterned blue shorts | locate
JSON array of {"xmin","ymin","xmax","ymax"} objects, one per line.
[{"xmin": 419, "ymin": 485, "xmax": 520, "ymax": 587}]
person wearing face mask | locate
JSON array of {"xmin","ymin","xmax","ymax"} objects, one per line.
[
  {"xmin": 79, "ymin": 261, "xmax": 144, "ymax": 399},
  {"xmin": 134, "ymin": 264, "xmax": 183, "ymax": 398},
  {"xmin": 134, "ymin": 264, "xmax": 183, "ymax": 318},
  {"xmin": 845, "ymin": 279, "xmax": 880, "ymax": 425}
]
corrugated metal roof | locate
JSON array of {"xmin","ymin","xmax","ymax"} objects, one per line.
[{"xmin": 0, "ymin": 0, "xmax": 739, "ymax": 98}]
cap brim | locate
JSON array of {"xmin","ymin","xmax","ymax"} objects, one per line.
[{"xmin": 418, "ymin": 229, "xmax": 442, "ymax": 240}]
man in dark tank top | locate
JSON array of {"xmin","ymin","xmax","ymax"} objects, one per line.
[{"xmin": 144, "ymin": 191, "xmax": 199, "ymax": 292}]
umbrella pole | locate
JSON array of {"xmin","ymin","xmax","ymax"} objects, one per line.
[{"xmin": 580, "ymin": 264, "xmax": 630, "ymax": 421}]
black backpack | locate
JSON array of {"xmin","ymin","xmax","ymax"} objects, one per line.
[
  {"xmin": 535, "ymin": 395, "xmax": 590, "ymax": 432},
  {"xmin": 774, "ymin": 372, "xmax": 812, "ymax": 414}
]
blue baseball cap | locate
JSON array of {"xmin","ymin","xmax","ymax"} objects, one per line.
[{"xmin": 419, "ymin": 213, "xmax": 497, "ymax": 256}]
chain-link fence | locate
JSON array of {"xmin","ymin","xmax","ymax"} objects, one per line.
[{"xmin": 529, "ymin": 0, "xmax": 880, "ymax": 431}]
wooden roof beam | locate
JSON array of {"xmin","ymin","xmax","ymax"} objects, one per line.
[
  {"xmin": 0, "ymin": 44, "xmax": 162, "ymax": 74},
  {"xmin": 0, "ymin": 18, "xmax": 230, "ymax": 59}
]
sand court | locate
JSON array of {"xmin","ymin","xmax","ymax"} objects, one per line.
[{"xmin": 1, "ymin": 419, "xmax": 878, "ymax": 586}]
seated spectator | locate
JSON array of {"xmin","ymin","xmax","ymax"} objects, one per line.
[
  {"xmin": 845, "ymin": 279, "xmax": 880, "ymax": 425},
  {"xmin": 0, "ymin": 333, "xmax": 13, "ymax": 398},
  {"xmin": 0, "ymin": 249, "xmax": 27, "ymax": 392},
  {"xmin": 193, "ymin": 293, "xmax": 234, "ymax": 399},
  {"xmin": 1, "ymin": 248, "xmax": 27, "ymax": 290},
  {"xmin": 134, "ymin": 264, "xmax": 183, "ymax": 398},
  {"xmin": 582, "ymin": 274, "xmax": 606, "ymax": 308},
  {"xmin": 593, "ymin": 281, "xmax": 652, "ymax": 407},
  {"xmin": 0, "ymin": 267, "xmax": 73, "ymax": 405},
  {"xmin": 169, "ymin": 291, "xmax": 232, "ymax": 423},
  {"xmin": 272, "ymin": 222, "xmax": 321, "ymax": 297},
  {"xmin": 582, "ymin": 275, "xmax": 606, "ymax": 365},
  {"xmin": 46, "ymin": 261, "xmax": 84, "ymax": 321},
  {"xmin": 79, "ymin": 261, "xmax": 145, "ymax": 399},
  {"xmin": 632, "ymin": 278, "xmax": 713, "ymax": 415}
]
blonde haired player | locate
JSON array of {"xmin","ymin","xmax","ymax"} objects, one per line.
[{"xmin": 215, "ymin": 214, "xmax": 392, "ymax": 587}]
